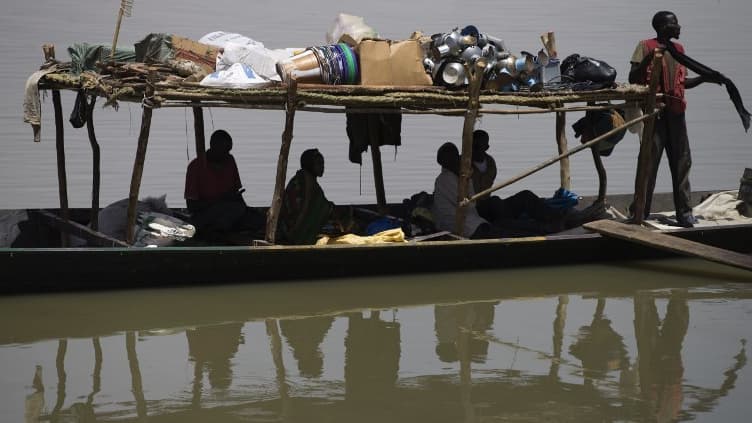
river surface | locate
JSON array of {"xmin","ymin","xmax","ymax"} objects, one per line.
[
  {"xmin": 1, "ymin": 260, "xmax": 752, "ymax": 422},
  {"xmin": 2, "ymin": 1, "xmax": 752, "ymax": 422}
]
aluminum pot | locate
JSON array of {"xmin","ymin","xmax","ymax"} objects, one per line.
[{"xmin": 441, "ymin": 61, "xmax": 467, "ymax": 87}]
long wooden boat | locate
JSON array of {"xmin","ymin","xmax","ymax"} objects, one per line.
[
  {"xmin": 7, "ymin": 45, "xmax": 751, "ymax": 294},
  {"xmin": 3, "ymin": 192, "xmax": 751, "ymax": 295}
]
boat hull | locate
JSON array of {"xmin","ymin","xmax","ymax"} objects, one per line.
[{"xmin": 2, "ymin": 223, "xmax": 750, "ymax": 295}]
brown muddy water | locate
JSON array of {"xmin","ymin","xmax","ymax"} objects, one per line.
[{"xmin": 1, "ymin": 259, "xmax": 751, "ymax": 422}]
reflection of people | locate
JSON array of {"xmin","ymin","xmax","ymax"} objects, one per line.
[
  {"xmin": 280, "ymin": 316, "xmax": 334, "ymax": 378},
  {"xmin": 184, "ymin": 130, "xmax": 250, "ymax": 236},
  {"xmin": 629, "ymin": 11, "xmax": 714, "ymax": 227},
  {"xmin": 634, "ymin": 291, "xmax": 689, "ymax": 422},
  {"xmin": 186, "ymin": 322, "xmax": 244, "ymax": 390},
  {"xmin": 279, "ymin": 149, "xmax": 336, "ymax": 245},
  {"xmin": 344, "ymin": 312, "xmax": 400, "ymax": 402},
  {"xmin": 434, "ymin": 302, "xmax": 495, "ymax": 364},
  {"xmin": 569, "ymin": 299, "xmax": 629, "ymax": 386}
]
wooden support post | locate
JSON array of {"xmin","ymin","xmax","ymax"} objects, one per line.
[
  {"xmin": 455, "ymin": 62, "xmax": 484, "ymax": 236},
  {"xmin": 192, "ymin": 103, "xmax": 206, "ymax": 163},
  {"xmin": 368, "ymin": 124, "xmax": 387, "ymax": 212},
  {"xmin": 86, "ymin": 95, "xmax": 101, "ymax": 230},
  {"xmin": 591, "ymin": 148, "xmax": 608, "ymax": 203},
  {"xmin": 555, "ymin": 111, "xmax": 571, "ymax": 190},
  {"xmin": 45, "ymin": 44, "xmax": 70, "ymax": 247},
  {"xmin": 266, "ymin": 79, "xmax": 298, "ymax": 243},
  {"xmin": 126, "ymin": 72, "xmax": 156, "ymax": 245},
  {"xmin": 631, "ymin": 50, "xmax": 663, "ymax": 224}
]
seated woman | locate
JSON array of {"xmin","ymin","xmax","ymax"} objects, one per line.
[{"xmin": 278, "ymin": 148, "xmax": 337, "ymax": 245}]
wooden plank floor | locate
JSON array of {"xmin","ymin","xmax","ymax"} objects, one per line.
[{"xmin": 584, "ymin": 219, "xmax": 752, "ymax": 271}]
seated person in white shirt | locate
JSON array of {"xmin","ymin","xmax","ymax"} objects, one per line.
[{"xmin": 431, "ymin": 142, "xmax": 502, "ymax": 239}]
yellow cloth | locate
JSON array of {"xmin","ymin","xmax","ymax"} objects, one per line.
[{"xmin": 315, "ymin": 228, "xmax": 405, "ymax": 245}]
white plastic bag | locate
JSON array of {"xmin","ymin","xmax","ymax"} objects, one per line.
[
  {"xmin": 199, "ymin": 31, "xmax": 265, "ymax": 49},
  {"xmin": 218, "ymin": 44, "xmax": 300, "ymax": 81},
  {"xmin": 326, "ymin": 13, "xmax": 378, "ymax": 44},
  {"xmin": 200, "ymin": 31, "xmax": 301, "ymax": 82},
  {"xmin": 200, "ymin": 63, "xmax": 272, "ymax": 89}
]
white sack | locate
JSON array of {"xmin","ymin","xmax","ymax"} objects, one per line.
[
  {"xmin": 200, "ymin": 31, "xmax": 301, "ymax": 81},
  {"xmin": 326, "ymin": 13, "xmax": 378, "ymax": 44},
  {"xmin": 200, "ymin": 63, "xmax": 272, "ymax": 89}
]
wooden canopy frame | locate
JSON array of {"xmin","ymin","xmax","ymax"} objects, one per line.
[{"xmin": 34, "ymin": 44, "xmax": 663, "ymax": 246}]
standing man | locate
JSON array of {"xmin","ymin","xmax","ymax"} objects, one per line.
[{"xmin": 629, "ymin": 11, "xmax": 714, "ymax": 227}]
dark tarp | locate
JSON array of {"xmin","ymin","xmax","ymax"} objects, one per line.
[{"xmin": 67, "ymin": 43, "xmax": 136, "ymax": 75}]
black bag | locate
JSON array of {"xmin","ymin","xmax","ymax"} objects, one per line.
[
  {"xmin": 560, "ymin": 54, "xmax": 617, "ymax": 88},
  {"xmin": 69, "ymin": 90, "xmax": 89, "ymax": 128}
]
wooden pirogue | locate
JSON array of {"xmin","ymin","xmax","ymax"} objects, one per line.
[{"xmin": 4, "ymin": 45, "xmax": 750, "ymax": 293}]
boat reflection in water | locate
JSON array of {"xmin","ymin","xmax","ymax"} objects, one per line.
[{"xmin": 1, "ymin": 259, "xmax": 751, "ymax": 422}]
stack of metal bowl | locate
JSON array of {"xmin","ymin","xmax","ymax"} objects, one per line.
[{"xmin": 426, "ymin": 26, "xmax": 548, "ymax": 92}]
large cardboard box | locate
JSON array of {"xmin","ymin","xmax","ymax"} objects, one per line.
[
  {"xmin": 172, "ymin": 35, "xmax": 220, "ymax": 73},
  {"xmin": 358, "ymin": 39, "xmax": 432, "ymax": 86}
]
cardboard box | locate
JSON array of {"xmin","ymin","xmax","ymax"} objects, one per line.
[
  {"xmin": 358, "ymin": 39, "xmax": 432, "ymax": 86},
  {"xmin": 172, "ymin": 35, "xmax": 220, "ymax": 73}
]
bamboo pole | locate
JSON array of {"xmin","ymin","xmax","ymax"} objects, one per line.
[
  {"xmin": 159, "ymin": 101, "xmax": 631, "ymax": 116},
  {"xmin": 126, "ymin": 72, "xmax": 156, "ymax": 245},
  {"xmin": 45, "ymin": 44, "xmax": 70, "ymax": 247},
  {"xmin": 192, "ymin": 103, "xmax": 206, "ymax": 163},
  {"xmin": 631, "ymin": 51, "xmax": 664, "ymax": 224},
  {"xmin": 86, "ymin": 95, "xmax": 101, "ymax": 230},
  {"xmin": 111, "ymin": 7, "xmax": 125, "ymax": 61},
  {"xmin": 455, "ymin": 62, "xmax": 485, "ymax": 236},
  {"xmin": 555, "ymin": 111, "xmax": 571, "ymax": 190},
  {"xmin": 461, "ymin": 110, "xmax": 661, "ymax": 207},
  {"xmin": 265, "ymin": 78, "xmax": 298, "ymax": 243}
]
